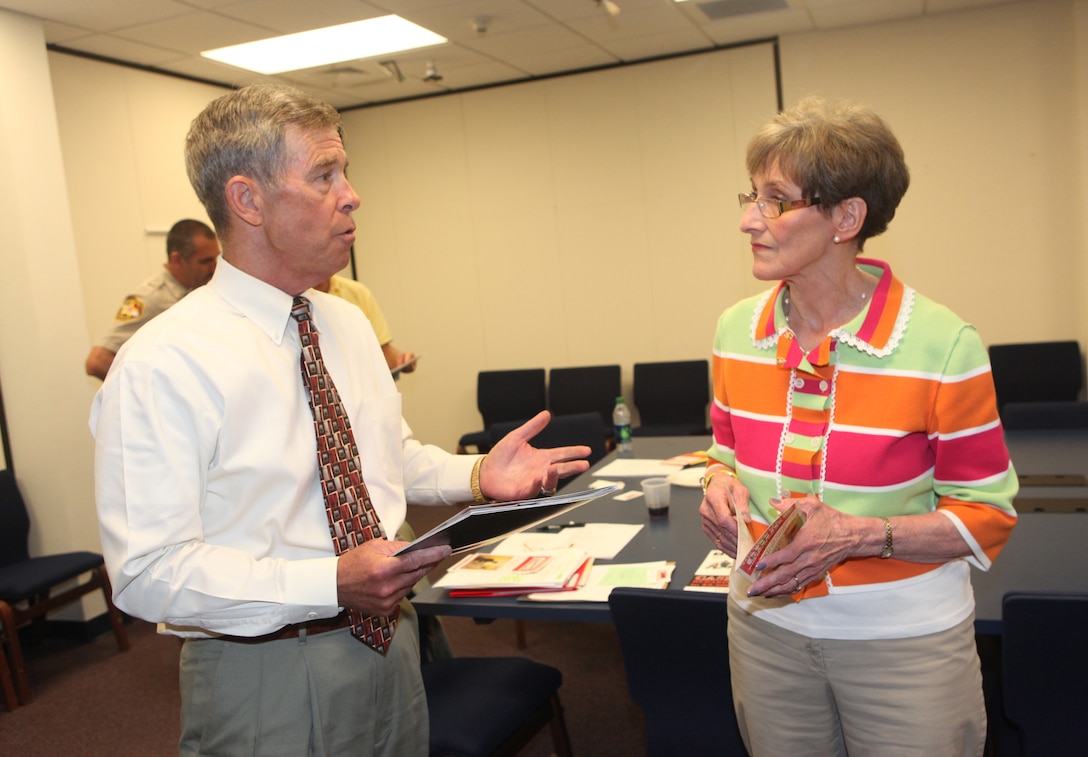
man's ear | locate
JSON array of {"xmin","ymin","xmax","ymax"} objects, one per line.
[
  {"xmin": 832, "ymin": 197, "xmax": 867, "ymax": 244},
  {"xmin": 225, "ymin": 176, "xmax": 263, "ymax": 227}
]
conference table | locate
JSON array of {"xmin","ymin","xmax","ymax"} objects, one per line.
[{"xmin": 412, "ymin": 431, "xmax": 1088, "ymax": 634}]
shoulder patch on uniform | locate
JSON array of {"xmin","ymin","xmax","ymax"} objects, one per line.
[{"xmin": 115, "ymin": 296, "xmax": 145, "ymax": 321}]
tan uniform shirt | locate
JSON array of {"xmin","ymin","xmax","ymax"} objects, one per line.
[{"xmin": 97, "ymin": 269, "xmax": 189, "ymax": 353}]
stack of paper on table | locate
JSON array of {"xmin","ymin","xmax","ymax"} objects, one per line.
[
  {"xmin": 432, "ymin": 548, "xmax": 592, "ymax": 597},
  {"xmin": 592, "ymin": 452, "xmax": 711, "ymax": 489}
]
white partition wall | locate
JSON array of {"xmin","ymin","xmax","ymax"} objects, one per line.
[{"xmin": 0, "ymin": 10, "xmax": 103, "ymax": 618}]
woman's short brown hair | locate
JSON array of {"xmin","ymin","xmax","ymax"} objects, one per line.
[{"xmin": 746, "ymin": 97, "xmax": 910, "ymax": 249}]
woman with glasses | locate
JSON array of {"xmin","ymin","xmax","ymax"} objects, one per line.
[{"xmin": 698, "ymin": 97, "xmax": 1017, "ymax": 756}]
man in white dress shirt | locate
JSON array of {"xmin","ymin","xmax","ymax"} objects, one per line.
[{"xmin": 90, "ymin": 84, "xmax": 589, "ymax": 757}]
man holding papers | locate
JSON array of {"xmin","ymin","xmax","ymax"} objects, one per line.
[{"xmin": 91, "ymin": 84, "xmax": 590, "ymax": 757}]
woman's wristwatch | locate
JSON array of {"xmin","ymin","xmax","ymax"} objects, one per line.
[{"xmin": 880, "ymin": 517, "xmax": 894, "ymax": 559}]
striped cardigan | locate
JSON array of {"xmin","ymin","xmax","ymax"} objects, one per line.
[{"xmin": 709, "ymin": 258, "xmax": 1017, "ymax": 600}]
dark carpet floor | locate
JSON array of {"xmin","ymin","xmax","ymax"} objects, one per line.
[{"xmin": 0, "ymin": 499, "xmax": 647, "ymax": 757}]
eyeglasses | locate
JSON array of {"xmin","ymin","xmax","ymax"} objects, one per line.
[{"xmin": 738, "ymin": 191, "xmax": 820, "ymax": 219}]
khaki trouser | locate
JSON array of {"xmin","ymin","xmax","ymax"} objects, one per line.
[{"xmin": 728, "ymin": 602, "xmax": 986, "ymax": 757}]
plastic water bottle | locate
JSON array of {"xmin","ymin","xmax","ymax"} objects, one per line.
[{"xmin": 613, "ymin": 396, "xmax": 633, "ymax": 454}]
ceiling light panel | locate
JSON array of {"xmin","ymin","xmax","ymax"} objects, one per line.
[{"xmin": 201, "ymin": 15, "xmax": 447, "ymax": 75}]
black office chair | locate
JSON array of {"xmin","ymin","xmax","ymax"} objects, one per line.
[
  {"xmin": 608, "ymin": 587, "xmax": 747, "ymax": 756},
  {"xmin": 547, "ymin": 365, "xmax": 621, "ymax": 442},
  {"xmin": 0, "ymin": 469, "xmax": 130, "ymax": 705},
  {"xmin": 0, "ymin": 639, "xmax": 16, "ymax": 712},
  {"xmin": 491, "ymin": 411, "xmax": 608, "ymax": 471},
  {"xmin": 422, "ymin": 655, "xmax": 573, "ymax": 757},
  {"xmin": 999, "ymin": 400, "xmax": 1088, "ymax": 430},
  {"xmin": 1001, "ymin": 591, "xmax": 1088, "ymax": 756},
  {"xmin": 632, "ymin": 360, "xmax": 710, "ymax": 436},
  {"xmin": 457, "ymin": 369, "xmax": 547, "ymax": 453},
  {"xmin": 989, "ymin": 341, "xmax": 1083, "ymax": 414}
]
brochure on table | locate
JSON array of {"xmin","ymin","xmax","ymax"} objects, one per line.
[
  {"xmin": 433, "ymin": 548, "xmax": 592, "ymax": 596},
  {"xmin": 685, "ymin": 550, "xmax": 734, "ymax": 593},
  {"xmin": 591, "ymin": 451, "xmax": 709, "ymax": 486}
]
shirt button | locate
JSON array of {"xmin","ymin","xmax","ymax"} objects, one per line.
[
  {"xmin": 306, "ymin": 612, "xmax": 318, "ymax": 620},
  {"xmin": 811, "ymin": 437, "xmax": 822, "ymax": 449},
  {"xmin": 785, "ymin": 433, "xmax": 796, "ymax": 444},
  {"xmin": 793, "ymin": 378, "xmax": 805, "ymax": 389},
  {"xmin": 819, "ymin": 380, "xmax": 829, "ymax": 392}
]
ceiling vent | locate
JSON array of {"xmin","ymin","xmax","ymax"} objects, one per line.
[
  {"xmin": 291, "ymin": 64, "xmax": 393, "ymax": 88},
  {"xmin": 686, "ymin": 0, "xmax": 788, "ymax": 22}
]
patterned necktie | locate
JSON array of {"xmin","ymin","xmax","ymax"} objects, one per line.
[{"xmin": 291, "ymin": 295, "xmax": 398, "ymax": 655}]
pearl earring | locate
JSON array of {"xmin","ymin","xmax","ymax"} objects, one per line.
[{"xmin": 833, "ymin": 235, "xmax": 841, "ymax": 244}]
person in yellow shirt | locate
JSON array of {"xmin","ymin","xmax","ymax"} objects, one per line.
[{"xmin": 315, "ymin": 275, "xmax": 417, "ymax": 374}]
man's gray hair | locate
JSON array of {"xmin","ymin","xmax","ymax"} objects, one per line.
[{"xmin": 185, "ymin": 84, "xmax": 342, "ymax": 234}]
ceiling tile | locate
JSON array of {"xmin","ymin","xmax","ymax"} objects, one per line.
[
  {"xmin": 212, "ymin": 0, "xmax": 387, "ymax": 35},
  {"xmin": 8, "ymin": 0, "xmax": 195, "ymax": 33},
  {"xmin": 0, "ymin": 0, "xmax": 1018, "ymax": 109},
  {"xmin": 111, "ymin": 10, "xmax": 280, "ymax": 55},
  {"xmin": 58, "ymin": 33, "xmax": 190, "ymax": 67}
]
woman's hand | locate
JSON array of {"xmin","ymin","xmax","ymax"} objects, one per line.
[
  {"xmin": 699, "ymin": 468, "xmax": 751, "ymax": 558},
  {"xmin": 746, "ymin": 497, "xmax": 977, "ymax": 598},
  {"xmin": 745, "ymin": 496, "xmax": 861, "ymax": 598}
]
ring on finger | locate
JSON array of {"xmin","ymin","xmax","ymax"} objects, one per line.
[
  {"xmin": 793, "ymin": 575, "xmax": 802, "ymax": 592},
  {"xmin": 540, "ymin": 486, "xmax": 557, "ymax": 497}
]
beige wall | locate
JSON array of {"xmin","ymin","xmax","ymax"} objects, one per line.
[
  {"xmin": 48, "ymin": 54, "xmax": 223, "ymax": 347},
  {"xmin": 0, "ymin": 0, "xmax": 1084, "ymax": 570},
  {"xmin": 780, "ymin": 0, "xmax": 1085, "ymax": 345},
  {"xmin": 344, "ymin": 0, "xmax": 1088, "ymax": 449},
  {"xmin": 341, "ymin": 42, "xmax": 777, "ymax": 449}
]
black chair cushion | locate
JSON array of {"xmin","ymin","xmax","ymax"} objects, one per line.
[
  {"xmin": 0, "ymin": 469, "xmax": 32, "ymax": 566},
  {"xmin": 632, "ymin": 360, "xmax": 710, "ymax": 436},
  {"xmin": 1000, "ymin": 400, "xmax": 1088, "ymax": 430},
  {"xmin": 490, "ymin": 412, "xmax": 608, "ymax": 468},
  {"xmin": 989, "ymin": 341, "xmax": 1082, "ymax": 411},
  {"xmin": 422, "ymin": 656, "xmax": 562, "ymax": 756},
  {"xmin": 0, "ymin": 552, "xmax": 105, "ymax": 600},
  {"xmin": 457, "ymin": 429, "xmax": 495, "ymax": 450},
  {"xmin": 547, "ymin": 366, "xmax": 620, "ymax": 439},
  {"xmin": 609, "ymin": 587, "xmax": 746, "ymax": 756},
  {"xmin": 1002, "ymin": 591, "xmax": 1088, "ymax": 755},
  {"xmin": 477, "ymin": 369, "xmax": 547, "ymax": 429}
]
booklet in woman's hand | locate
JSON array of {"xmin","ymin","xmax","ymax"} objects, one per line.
[{"xmin": 393, "ymin": 485, "xmax": 620, "ymax": 556}]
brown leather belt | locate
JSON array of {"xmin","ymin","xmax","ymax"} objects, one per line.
[{"xmin": 218, "ymin": 611, "xmax": 351, "ymax": 643}]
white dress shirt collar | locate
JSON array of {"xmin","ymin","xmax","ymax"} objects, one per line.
[{"xmin": 209, "ymin": 256, "xmax": 300, "ymax": 347}]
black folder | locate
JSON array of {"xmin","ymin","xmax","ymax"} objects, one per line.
[{"xmin": 394, "ymin": 485, "xmax": 619, "ymax": 556}]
